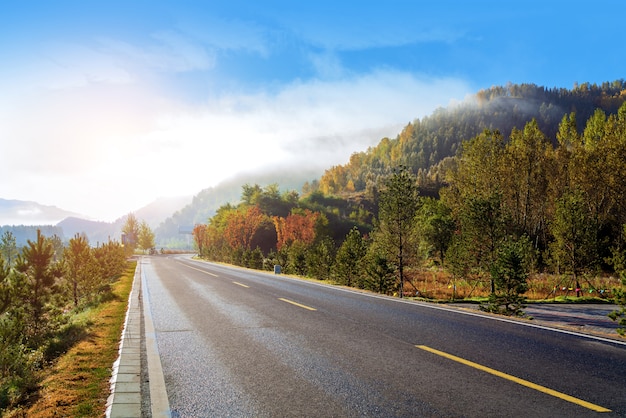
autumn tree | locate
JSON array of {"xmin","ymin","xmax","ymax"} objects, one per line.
[
  {"xmin": 376, "ymin": 166, "xmax": 419, "ymax": 297},
  {"xmin": 121, "ymin": 213, "xmax": 140, "ymax": 253},
  {"xmin": 273, "ymin": 209, "xmax": 321, "ymax": 251},
  {"xmin": 193, "ymin": 224, "xmax": 209, "ymax": 257},
  {"xmin": 224, "ymin": 205, "xmax": 265, "ymax": 251},
  {"xmin": 138, "ymin": 221, "xmax": 156, "ymax": 253}
]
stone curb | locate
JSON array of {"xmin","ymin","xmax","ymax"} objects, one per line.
[{"xmin": 105, "ymin": 261, "xmax": 142, "ymax": 417}]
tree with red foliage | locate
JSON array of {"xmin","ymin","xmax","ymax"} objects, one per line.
[
  {"xmin": 273, "ymin": 209, "xmax": 321, "ymax": 250},
  {"xmin": 193, "ymin": 224, "xmax": 209, "ymax": 256},
  {"xmin": 224, "ymin": 205, "xmax": 265, "ymax": 251}
]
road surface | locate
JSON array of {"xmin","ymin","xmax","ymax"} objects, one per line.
[{"xmin": 141, "ymin": 255, "xmax": 626, "ymax": 417}]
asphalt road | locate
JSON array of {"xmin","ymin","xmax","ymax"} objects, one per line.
[{"xmin": 142, "ymin": 255, "xmax": 626, "ymax": 417}]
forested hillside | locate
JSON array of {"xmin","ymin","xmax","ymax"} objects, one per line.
[
  {"xmin": 155, "ymin": 168, "xmax": 321, "ymax": 247},
  {"xmin": 314, "ymin": 80, "xmax": 626, "ymax": 196},
  {"xmin": 0, "ymin": 225, "xmax": 65, "ymax": 248},
  {"xmin": 192, "ymin": 81, "xmax": 626, "ymax": 318}
]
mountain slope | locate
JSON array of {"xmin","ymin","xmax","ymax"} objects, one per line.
[{"xmin": 317, "ymin": 80, "xmax": 626, "ymax": 195}]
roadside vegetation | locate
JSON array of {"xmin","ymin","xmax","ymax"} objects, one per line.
[
  {"xmin": 0, "ymin": 227, "xmax": 135, "ymax": 416},
  {"xmin": 193, "ymin": 94, "xmax": 626, "ymax": 332}
]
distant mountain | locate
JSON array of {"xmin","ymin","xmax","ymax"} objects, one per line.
[
  {"xmin": 0, "ymin": 198, "xmax": 82, "ymax": 226},
  {"xmin": 56, "ymin": 217, "xmax": 120, "ymax": 245},
  {"xmin": 55, "ymin": 195, "xmax": 192, "ymax": 245},
  {"xmin": 0, "ymin": 224, "xmax": 65, "ymax": 247},
  {"xmin": 134, "ymin": 196, "xmax": 192, "ymax": 229},
  {"xmin": 0, "ymin": 195, "xmax": 193, "ymax": 247}
]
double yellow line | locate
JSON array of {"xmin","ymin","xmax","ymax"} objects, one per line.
[{"xmin": 416, "ymin": 345, "xmax": 611, "ymax": 413}]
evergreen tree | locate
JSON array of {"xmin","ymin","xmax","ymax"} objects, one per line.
[
  {"xmin": 376, "ymin": 166, "xmax": 419, "ymax": 297},
  {"xmin": 333, "ymin": 227, "xmax": 367, "ymax": 287},
  {"xmin": 0, "ymin": 258, "xmax": 11, "ymax": 314},
  {"xmin": 14, "ymin": 230, "xmax": 63, "ymax": 341},
  {"xmin": 363, "ymin": 247, "xmax": 395, "ymax": 294},
  {"xmin": 306, "ymin": 236, "xmax": 336, "ymax": 280},
  {"xmin": 0, "ymin": 231, "xmax": 18, "ymax": 268},
  {"xmin": 63, "ymin": 234, "xmax": 98, "ymax": 307},
  {"xmin": 608, "ymin": 224, "xmax": 626, "ymax": 335},
  {"xmin": 481, "ymin": 236, "xmax": 533, "ymax": 316}
]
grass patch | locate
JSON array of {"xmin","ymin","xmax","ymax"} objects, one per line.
[
  {"xmin": 531, "ymin": 296, "xmax": 614, "ymax": 304},
  {"xmin": 5, "ymin": 262, "xmax": 136, "ymax": 418}
]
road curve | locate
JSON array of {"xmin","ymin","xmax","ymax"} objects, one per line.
[{"xmin": 141, "ymin": 255, "xmax": 626, "ymax": 417}]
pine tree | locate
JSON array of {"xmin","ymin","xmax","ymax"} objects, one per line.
[
  {"xmin": 333, "ymin": 227, "xmax": 367, "ymax": 287},
  {"xmin": 15, "ymin": 230, "xmax": 62, "ymax": 340},
  {"xmin": 376, "ymin": 166, "xmax": 419, "ymax": 297},
  {"xmin": 481, "ymin": 236, "xmax": 532, "ymax": 316}
]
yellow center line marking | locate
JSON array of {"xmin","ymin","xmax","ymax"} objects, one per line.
[
  {"xmin": 278, "ymin": 298, "xmax": 317, "ymax": 311},
  {"xmin": 233, "ymin": 281, "xmax": 249, "ymax": 288},
  {"xmin": 416, "ymin": 345, "xmax": 611, "ymax": 413},
  {"xmin": 179, "ymin": 263, "xmax": 218, "ymax": 277}
]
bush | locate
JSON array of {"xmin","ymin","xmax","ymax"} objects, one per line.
[
  {"xmin": 0, "ymin": 339, "xmax": 42, "ymax": 411},
  {"xmin": 480, "ymin": 237, "xmax": 532, "ymax": 316}
]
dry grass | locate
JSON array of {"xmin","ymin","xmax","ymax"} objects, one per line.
[
  {"xmin": 5, "ymin": 262, "xmax": 135, "ymax": 418},
  {"xmin": 404, "ymin": 267, "xmax": 623, "ymax": 302}
]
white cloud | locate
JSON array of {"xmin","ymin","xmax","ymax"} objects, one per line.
[
  {"xmin": 0, "ymin": 61, "xmax": 470, "ymax": 221},
  {"xmin": 99, "ymin": 31, "xmax": 216, "ymax": 73},
  {"xmin": 8, "ymin": 42, "xmax": 134, "ymax": 92},
  {"xmin": 307, "ymin": 51, "xmax": 346, "ymax": 79},
  {"xmin": 180, "ymin": 16, "xmax": 271, "ymax": 56}
]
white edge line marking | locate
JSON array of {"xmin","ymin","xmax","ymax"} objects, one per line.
[
  {"xmin": 141, "ymin": 258, "xmax": 172, "ymax": 417},
  {"xmin": 178, "ymin": 256, "xmax": 626, "ymax": 347}
]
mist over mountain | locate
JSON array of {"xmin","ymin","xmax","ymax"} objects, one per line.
[
  {"xmin": 316, "ymin": 81, "xmax": 626, "ymax": 195},
  {"xmin": 0, "ymin": 198, "xmax": 83, "ymax": 226}
]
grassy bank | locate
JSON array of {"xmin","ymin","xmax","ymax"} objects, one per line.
[{"xmin": 6, "ymin": 262, "xmax": 136, "ymax": 417}]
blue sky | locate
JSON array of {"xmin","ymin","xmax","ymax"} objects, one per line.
[{"xmin": 0, "ymin": 1, "xmax": 623, "ymax": 222}]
